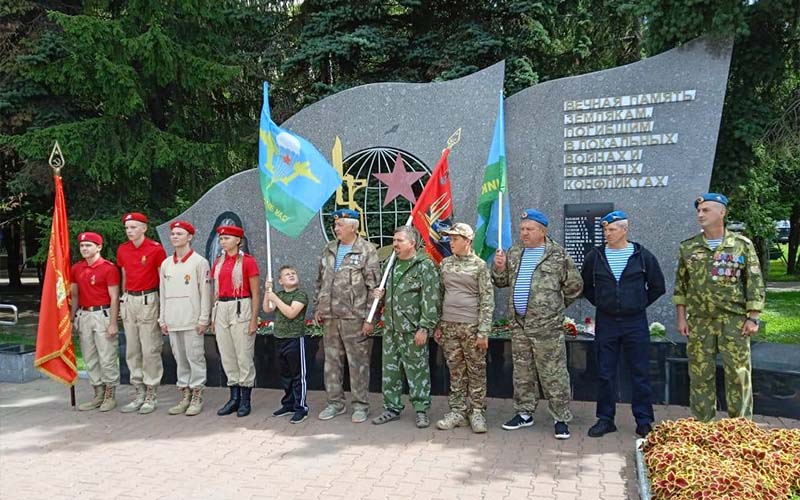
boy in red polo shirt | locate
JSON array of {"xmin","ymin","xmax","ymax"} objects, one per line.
[
  {"xmin": 211, "ymin": 225, "xmax": 260, "ymax": 417},
  {"xmin": 158, "ymin": 220, "xmax": 212, "ymax": 416},
  {"xmin": 71, "ymin": 232, "xmax": 121, "ymax": 411},
  {"xmin": 117, "ymin": 212, "xmax": 167, "ymax": 414}
]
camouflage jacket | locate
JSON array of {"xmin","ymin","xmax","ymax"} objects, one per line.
[
  {"xmin": 439, "ymin": 252, "xmax": 494, "ymax": 337},
  {"xmin": 491, "ymin": 237, "xmax": 583, "ymax": 330},
  {"xmin": 314, "ymin": 236, "xmax": 380, "ymax": 320},
  {"xmin": 673, "ymin": 230, "xmax": 765, "ymax": 318},
  {"xmin": 380, "ymin": 252, "xmax": 441, "ymax": 334}
]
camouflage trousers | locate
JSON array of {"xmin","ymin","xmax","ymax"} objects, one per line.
[
  {"xmin": 687, "ymin": 315, "xmax": 752, "ymax": 422},
  {"xmin": 511, "ymin": 323, "xmax": 573, "ymax": 422},
  {"xmin": 322, "ymin": 318, "xmax": 371, "ymax": 411},
  {"xmin": 439, "ymin": 321, "xmax": 486, "ymax": 415},
  {"xmin": 382, "ymin": 328, "xmax": 431, "ymax": 413}
]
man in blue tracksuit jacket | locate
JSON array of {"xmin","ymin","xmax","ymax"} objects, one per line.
[{"xmin": 581, "ymin": 211, "xmax": 666, "ymax": 438}]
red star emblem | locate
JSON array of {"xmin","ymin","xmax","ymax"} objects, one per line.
[{"xmin": 372, "ymin": 152, "xmax": 426, "ymax": 207}]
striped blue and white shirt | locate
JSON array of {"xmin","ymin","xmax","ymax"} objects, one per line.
[
  {"xmin": 605, "ymin": 243, "xmax": 634, "ymax": 282},
  {"xmin": 335, "ymin": 244, "xmax": 352, "ymax": 271},
  {"xmin": 706, "ymin": 238, "xmax": 723, "ymax": 250},
  {"xmin": 513, "ymin": 247, "xmax": 545, "ymax": 315}
]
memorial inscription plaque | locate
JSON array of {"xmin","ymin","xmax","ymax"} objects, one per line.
[{"xmin": 563, "ymin": 203, "xmax": 614, "ymax": 271}]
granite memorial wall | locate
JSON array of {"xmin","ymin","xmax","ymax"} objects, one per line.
[{"xmin": 159, "ymin": 37, "xmax": 733, "ymax": 333}]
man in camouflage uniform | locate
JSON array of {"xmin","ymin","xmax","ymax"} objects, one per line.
[
  {"xmin": 492, "ymin": 209, "xmax": 583, "ymax": 439},
  {"xmin": 673, "ymin": 193, "xmax": 765, "ymax": 422},
  {"xmin": 372, "ymin": 226, "xmax": 441, "ymax": 428},
  {"xmin": 434, "ymin": 223, "xmax": 494, "ymax": 433},
  {"xmin": 314, "ymin": 209, "xmax": 381, "ymax": 423}
]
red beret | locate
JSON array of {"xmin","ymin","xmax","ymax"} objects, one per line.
[
  {"xmin": 122, "ymin": 212, "xmax": 148, "ymax": 224},
  {"xmin": 170, "ymin": 220, "xmax": 195, "ymax": 235},
  {"xmin": 216, "ymin": 225, "xmax": 244, "ymax": 238},
  {"xmin": 78, "ymin": 232, "xmax": 103, "ymax": 245}
]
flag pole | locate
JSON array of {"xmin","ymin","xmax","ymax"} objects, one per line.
[
  {"xmin": 265, "ymin": 219, "xmax": 273, "ymax": 308},
  {"xmin": 497, "ymin": 191, "xmax": 503, "ymax": 251},
  {"xmin": 48, "ymin": 141, "xmax": 77, "ymax": 408},
  {"xmin": 366, "ymin": 215, "xmax": 412, "ymax": 323}
]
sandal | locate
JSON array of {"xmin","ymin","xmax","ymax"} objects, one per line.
[
  {"xmin": 415, "ymin": 411, "xmax": 430, "ymax": 428},
  {"xmin": 371, "ymin": 410, "xmax": 400, "ymax": 425}
]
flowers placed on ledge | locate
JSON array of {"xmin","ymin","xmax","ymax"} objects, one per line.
[
  {"xmin": 641, "ymin": 418, "xmax": 800, "ymax": 500},
  {"xmin": 256, "ymin": 317, "xmax": 596, "ymax": 339},
  {"xmin": 649, "ymin": 321, "xmax": 675, "ymax": 343},
  {"xmin": 563, "ymin": 316, "xmax": 579, "ymax": 337},
  {"xmin": 649, "ymin": 321, "xmax": 667, "ymax": 338}
]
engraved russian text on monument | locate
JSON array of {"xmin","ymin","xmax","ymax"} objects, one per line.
[{"xmin": 562, "ymin": 90, "xmax": 696, "ymax": 191}]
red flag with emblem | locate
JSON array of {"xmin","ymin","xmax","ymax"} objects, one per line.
[
  {"xmin": 411, "ymin": 148, "xmax": 454, "ymax": 264},
  {"xmin": 34, "ymin": 174, "xmax": 78, "ymax": 385}
]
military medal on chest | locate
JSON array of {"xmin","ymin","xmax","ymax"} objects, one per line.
[
  {"xmin": 90, "ymin": 274, "xmax": 96, "ymax": 285},
  {"xmin": 184, "ymin": 274, "xmax": 191, "ymax": 285},
  {"xmin": 141, "ymin": 255, "xmax": 147, "ymax": 265}
]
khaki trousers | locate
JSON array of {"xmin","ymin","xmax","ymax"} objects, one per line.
[
  {"xmin": 214, "ymin": 299, "xmax": 256, "ymax": 387},
  {"xmin": 76, "ymin": 309, "xmax": 120, "ymax": 386},
  {"xmin": 121, "ymin": 292, "xmax": 164, "ymax": 387},
  {"xmin": 168, "ymin": 329, "xmax": 207, "ymax": 389}
]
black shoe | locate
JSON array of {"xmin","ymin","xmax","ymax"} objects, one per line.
[
  {"xmin": 273, "ymin": 406, "xmax": 293, "ymax": 417},
  {"xmin": 636, "ymin": 422, "xmax": 653, "ymax": 438},
  {"xmin": 237, "ymin": 387, "xmax": 252, "ymax": 417},
  {"xmin": 217, "ymin": 386, "xmax": 240, "ymax": 416},
  {"xmin": 554, "ymin": 421, "xmax": 571, "ymax": 440},
  {"xmin": 588, "ymin": 419, "xmax": 618, "ymax": 438},
  {"xmin": 290, "ymin": 411, "xmax": 308, "ymax": 424},
  {"xmin": 502, "ymin": 414, "xmax": 534, "ymax": 430}
]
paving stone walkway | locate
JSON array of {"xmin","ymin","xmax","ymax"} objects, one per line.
[{"xmin": 2, "ymin": 380, "xmax": 798, "ymax": 500}]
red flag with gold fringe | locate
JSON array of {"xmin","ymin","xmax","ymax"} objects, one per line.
[{"xmin": 34, "ymin": 174, "xmax": 77, "ymax": 385}]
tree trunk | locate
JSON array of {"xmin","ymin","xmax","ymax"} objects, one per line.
[
  {"xmin": 2, "ymin": 221, "xmax": 22, "ymax": 287},
  {"xmin": 787, "ymin": 202, "xmax": 800, "ymax": 275}
]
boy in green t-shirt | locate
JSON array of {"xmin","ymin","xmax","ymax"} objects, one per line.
[{"xmin": 263, "ymin": 265, "xmax": 310, "ymax": 423}]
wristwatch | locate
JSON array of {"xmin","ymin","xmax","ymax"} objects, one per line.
[{"xmin": 745, "ymin": 317, "xmax": 760, "ymax": 327}]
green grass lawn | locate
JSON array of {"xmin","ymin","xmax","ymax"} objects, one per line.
[
  {"xmin": 0, "ymin": 326, "xmax": 86, "ymax": 371},
  {"xmin": 760, "ymin": 290, "xmax": 800, "ymax": 344},
  {"xmin": 768, "ymin": 243, "xmax": 800, "ymax": 282}
]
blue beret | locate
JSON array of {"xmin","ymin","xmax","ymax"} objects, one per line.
[
  {"xmin": 332, "ymin": 209, "xmax": 359, "ymax": 220},
  {"xmin": 521, "ymin": 209, "xmax": 548, "ymax": 227},
  {"xmin": 601, "ymin": 210, "xmax": 628, "ymax": 226},
  {"xmin": 695, "ymin": 193, "xmax": 728, "ymax": 208}
]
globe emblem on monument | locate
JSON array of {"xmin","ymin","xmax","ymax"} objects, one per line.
[{"xmin": 319, "ymin": 147, "xmax": 430, "ymax": 253}]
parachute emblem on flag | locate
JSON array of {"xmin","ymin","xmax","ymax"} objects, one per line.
[{"xmin": 260, "ymin": 130, "xmax": 322, "ymax": 187}]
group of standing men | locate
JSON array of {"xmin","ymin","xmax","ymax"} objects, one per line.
[{"xmin": 71, "ymin": 192, "xmax": 765, "ymax": 438}]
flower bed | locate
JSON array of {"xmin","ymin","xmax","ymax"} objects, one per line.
[{"xmin": 641, "ymin": 418, "xmax": 800, "ymax": 500}]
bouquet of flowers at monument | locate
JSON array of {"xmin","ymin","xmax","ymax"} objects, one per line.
[
  {"xmin": 649, "ymin": 321, "xmax": 667, "ymax": 338},
  {"xmin": 256, "ymin": 319, "xmax": 383, "ymax": 337},
  {"xmin": 641, "ymin": 418, "xmax": 800, "ymax": 500},
  {"xmin": 563, "ymin": 317, "xmax": 579, "ymax": 337}
]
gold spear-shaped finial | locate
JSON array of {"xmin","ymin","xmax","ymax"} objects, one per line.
[
  {"xmin": 446, "ymin": 128, "xmax": 462, "ymax": 150},
  {"xmin": 49, "ymin": 141, "xmax": 65, "ymax": 175}
]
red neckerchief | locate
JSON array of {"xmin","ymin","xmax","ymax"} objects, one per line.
[{"xmin": 173, "ymin": 248, "xmax": 194, "ymax": 264}]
